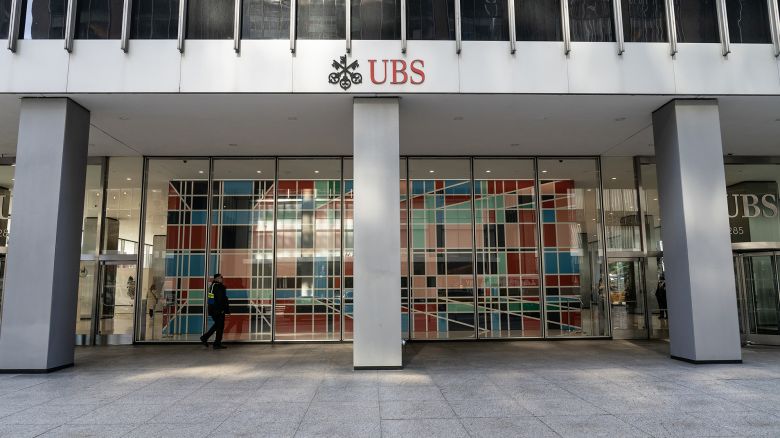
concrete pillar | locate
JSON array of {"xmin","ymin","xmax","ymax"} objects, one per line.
[
  {"xmin": 0, "ymin": 98, "xmax": 90, "ymax": 372},
  {"xmin": 352, "ymin": 98, "xmax": 402, "ymax": 369},
  {"xmin": 652, "ymin": 99, "xmax": 742, "ymax": 363}
]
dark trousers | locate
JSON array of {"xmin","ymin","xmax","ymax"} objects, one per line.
[{"xmin": 203, "ymin": 309, "xmax": 225, "ymax": 345}]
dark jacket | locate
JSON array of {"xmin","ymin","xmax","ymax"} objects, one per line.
[{"xmin": 208, "ymin": 282, "xmax": 230, "ymax": 314}]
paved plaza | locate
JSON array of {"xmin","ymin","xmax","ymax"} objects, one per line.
[{"xmin": 1, "ymin": 341, "xmax": 780, "ymax": 437}]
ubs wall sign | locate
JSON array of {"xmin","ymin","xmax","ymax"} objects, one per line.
[{"xmin": 328, "ymin": 54, "xmax": 425, "ymax": 90}]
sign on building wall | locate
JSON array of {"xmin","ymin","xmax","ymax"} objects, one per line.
[{"xmin": 727, "ymin": 181, "xmax": 780, "ymax": 243}]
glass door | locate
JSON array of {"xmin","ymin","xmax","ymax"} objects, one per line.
[
  {"xmin": 95, "ymin": 261, "xmax": 137, "ymax": 344},
  {"xmin": 739, "ymin": 253, "xmax": 780, "ymax": 342},
  {"xmin": 608, "ymin": 258, "xmax": 648, "ymax": 339}
]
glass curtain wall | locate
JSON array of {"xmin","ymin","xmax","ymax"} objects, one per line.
[
  {"xmin": 538, "ymin": 159, "xmax": 607, "ymax": 337},
  {"xmin": 75, "ymin": 0, "xmax": 124, "ymax": 39},
  {"xmin": 602, "ymin": 157, "xmax": 641, "ymax": 253},
  {"xmin": 621, "ymin": 0, "xmax": 667, "ymax": 42},
  {"xmin": 76, "ymin": 165, "xmax": 104, "ymax": 341},
  {"xmin": 21, "ymin": 0, "xmax": 67, "ymax": 38},
  {"xmin": 187, "ymin": 0, "xmax": 234, "ymax": 39},
  {"xmin": 130, "ymin": 0, "xmax": 179, "ymax": 39},
  {"xmin": 725, "ymin": 0, "xmax": 771, "ymax": 44},
  {"xmin": 515, "ymin": 0, "xmax": 562, "ymax": 41},
  {"xmin": 351, "ymin": 0, "xmax": 401, "ymax": 39},
  {"xmin": 568, "ymin": 0, "xmax": 614, "ymax": 42},
  {"xmin": 673, "ymin": 0, "xmax": 719, "ymax": 43},
  {"xmin": 473, "ymin": 159, "xmax": 541, "ymax": 338},
  {"xmin": 139, "ymin": 159, "xmax": 209, "ymax": 341},
  {"xmin": 0, "ymin": 0, "xmax": 12, "ymax": 39},
  {"xmin": 408, "ymin": 159, "xmax": 475, "ymax": 339},
  {"xmin": 407, "ymin": 0, "xmax": 455, "ymax": 39},
  {"xmin": 209, "ymin": 160, "xmax": 275, "ymax": 341},
  {"xmin": 297, "ymin": 0, "xmax": 346, "ymax": 39},
  {"xmin": 243, "ymin": 0, "xmax": 290, "ymax": 38},
  {"xmin": 275, "ymin": 159, "xmax": 342, "ymax": 340},
  {"xmin": 0, "ymin": 163, "xmax": 14, "ymax": 330},
  {"xmin": 461, "ymin": 0, "xmax": 509, "ymax": 40}
]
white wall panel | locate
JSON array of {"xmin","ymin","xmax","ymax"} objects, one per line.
[
  {"xmin": 0, "ymin": 41, "xmax": 69, "ymax": 93},
  {"xmin": 180, "ymin": 40, "xmax": 292, "ymax": 92},
  {"xmin": 459, "ymin": 42, "xmax": 567, "ymax": 93},
  {"xmin": 674, "ymin": 43, "xmax": 780, "ymax": 95},
  {"xmin": 68, "ymin": 40, "xmax": 181, "ymax": 93}
]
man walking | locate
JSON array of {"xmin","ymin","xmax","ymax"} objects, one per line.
[{"xmin": 201, "ymin": 273, "xmax": 229, "ymax": 349}]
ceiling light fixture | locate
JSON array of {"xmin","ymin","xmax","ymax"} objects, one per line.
[
  {"xmin": 126, "ymin": 177, "xmax": 132, "ymax": 181},
  {"xmin": 429, "ymin": 170, "xmax": 435, "ymax": 173},
  {"xmin": 541, "ymin": 170, "xmax": 548, "ymax": 173},
  {"xmin": 256, "ymin": 170, "xmax": 262, "ymax": 174},
  {"xmin": 485, "ymin": 170, "xmax": 492, "ymax": 173},
  {"xmin": 314, "ymin": 170, "xmax": 320, "ymax": 174},
  {"xmin": 198, "ymin": 170, "xmax": 204, "ymax": 174},
  {"xmin": 611, "ymin": 177, "xmax": 617, "ymax": 180}
]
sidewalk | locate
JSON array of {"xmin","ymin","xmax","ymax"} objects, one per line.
[{"xmin": 0, "ymin": 340, "xmax": 779, "ymax": 437}]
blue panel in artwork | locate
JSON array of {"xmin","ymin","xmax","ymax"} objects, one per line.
[
  {"xmin": 412, "ymin": 180, "xmax": 425, "ymax": 194},
  {"xmin": 208, "ymin": 255, "xmax": 218, "ymax": 276},
  {"xmin": 544, "ymin": 251, "xmax": 558, "ymax": 274},
  {"xmin": 314, "ymin": 277, "xmax": 328, "ymax": 289},
  {"xmin": 276, "ymin": 290, "xmax": 294, "ymax": 299},
  {"xmin": 228, "ymin": 290, "xmax": 249, "ymax": 299},
  {"xmin": 186, "ymin": 315, "xmax": 203, "ymax": 334},
  {"xmin": 558, "ymin": 252, "xmax": 578, "ymax": 274},
  {"xmin": 222, "ymin": 210, "xmax": 252, "ymax": 225},
  {"xmin": 492, "ymin": 314, "xmax": 500, "ymax": 332},
  {"xmin": 345, "ymin": 180, "xmax": 353, "ymax": 193},
  {"xmin": 424, "ymin": 180, "xmax": 434, "ymax": 193},
  {"xmin": 445, "ymin": 181, "xmax": 470, "ymax": 195},
  {"xmin": 165, "ymin": 254, "xmax": 178, "ymax": 276},
  {"xmin": 436, "ymin": 211, "xmax": 444, "ymax": 223},
  {"xmin": 189, "ymin": 254, "xmax": 205, "ymax": 276},
  {"xmin": 223, "ymin": 181, "xmax": 253, "ymax": 195},
  {"xmin": 543, "ymin": 210, "xmax": 556, "ymax": 223},
  {"xmin": 438, "ymin": 313, "xmax": 448, "ymax": 332},
  {"xmin": 191, "ymin": 210, "xmax": 207, "ymax": 225},
  {"xmin": 401, "ymin": 314, "xmax": 409, "ymax": 333}
]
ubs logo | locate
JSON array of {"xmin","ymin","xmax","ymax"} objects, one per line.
[{"xmin": 328, "ymin": 54, "xmax": 426, "ymax": 90}]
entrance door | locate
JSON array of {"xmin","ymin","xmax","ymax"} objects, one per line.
[
  {"xmin": 608, "ymin": 259, "xmax": 648, "ymax": 339},
  {"xmin": 736, "ymin": 252, "xmax": 780, "ymax": 345},
  {"xmin": 95, "ymin": 261, "xmax": 137, "ymax": 345}
]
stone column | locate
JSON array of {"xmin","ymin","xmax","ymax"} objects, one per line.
[
  {"xmin": 0, "ymin": 98, "xmax": 90, "ymax": 372},
  {"xmin": 352, "ymin": 98, "xmax": 402, "ymax": 369},
  {"xmin": 652, "ymin": 99, "xmax": 742, "ymax": 363}
]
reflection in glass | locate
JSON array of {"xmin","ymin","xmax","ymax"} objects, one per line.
[
  {"xmin": 461, "ymin": 0, "xmax": 509, "ymax": 40},
  {"xmin": 131, "ymin": 0, "xmax": 179, "ymax": 39},
  {"xmin": 725, "ymin": 164, "xmax": 780, "ymax": 244},
  {"xmin": 275, "ymin": 160, "xmax": 341, "ymax": 340},
  {"xmin": 646, "ymin": 255, "xmax": 667, "ymax": 339},
  {"xmin": 409, "ymin": 159, "xmax": 475, "ymax": 339},
  {"xmin": 209, "ymin": 160, "xmax": 275, "ymax": 341},
  {"xmin": 0, "ymin": 0, "xmax": 12, "ymax": 39},
  {"xmin": 76, "ymin": 261, "xmax": 98, "ymax": 340},
  {"xmin": 674, "ymin": 0, "xmax": 719, "ymax": 43},
  {"xmin": 608, "ymin": 259, "xmax": 646, "ymax": 338},
  {"xmin": 103, "ymin": 157, "xmax": 143, "ymax": 255},
  {"xmin": 621, "ymin": 0, "xmax": 667, "ymax": 42},
  {"xmin": 515, "ymin": 0, "xmax": 561, "ymax": 41},
  {"xmin": 568, "ymin": 0, "xmax": 614, "ymax": 42},
  {"xmin": 187, "ymin": 0, "xmax": 234, "ymax": 39},
  {"xmin": 602, "ymin": 157, "xmax": 640, "ymax": 253},
  {"xmin": 474, "ymin": 160, "xmax": 541, "ymax": 338},
  {"xmin": 242, "ymin": 0, "xmax": 290, "ymax": 39},
  {"xmin": 139, "ymin": 159, "xmax": 209, "ymax": 341},
  {"xmin": 744, "ymin": 255, "xmax": 779, "ymax": 335},
  {"xmin": 21, "ymin": 0, "xmax": 67, "ymax": 39},
  {"xmin": 407, "ymin": 0, "xmax": 455, "ymax": 39},
  {"xmin": 98, "ymin": 263, "xmax": 137, "ymax": 340},
  {"xmin": 351, "ymin": 0, "xmax": 401, "ymax": 39},
  {"xmin": 75, "ymin": 0, "xmax": 123, "ymax": 39},
  {"xmin": 640, "ymin": 163, "xmax": 661, "ymax": 253},
  {"xmin": 539, "ymin": 159, "xmax": 607, "ymax": 337},
  {"xmin": 297, "ymin": 0, "xmax": 346, "ymax": 39},
  {"xmin": 726, "ymin": 0, "xmax": 770, "ymax": 44}
]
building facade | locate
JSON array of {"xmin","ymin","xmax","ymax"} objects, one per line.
[{"xmin": 0, "ymin": 0, "xmax": 778, "ymax": 370}]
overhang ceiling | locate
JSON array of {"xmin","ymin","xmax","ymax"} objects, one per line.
[{"xmin": 0, "ymin": 94, "xmax": 778, "ymax": 157}]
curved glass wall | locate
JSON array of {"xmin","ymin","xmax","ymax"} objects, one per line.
[
  {"xmin": 673, "ymin": 0, "xmax": 719, "ymax": 43},
  {"xmin": 242, "ymin": 0, "xmax": 290, "ymax": 39},
  {"xmin": 187, "ymin": 0, "xmax": 234, "ymax": 39},
  {"xmin": 21, "ymin": 0, "xmax": 67, "ymax": 39},
  {"xmin": 568, "ymin": 0, "xmax": 614, "ymax": 42},
  {"xmin": 407, "ymin": 0, "xmax": 455, "ymax": 39},
  {"xmin": 461, "ymin": 0, "xmax": 509, "ymax": 40},
  {"xmin": 130, "ymin": 0, "xmax": 179, "ymax": 39},
  {"xmin": 621, "ymin": 0, "xmax": 667, "ymax": 42},
  {"xmin": 351, "ymin": 0, "xmax": 401, "ymax": 39},
  {"xmin": 75, "ymin": 0, "xmax": 123, "ymax": 39},
  {"xmin": 726, "ymin": 0, "xmax": 770, "ymax": 44},
  {"xmin": 297, "ymin": 0, "xmax": 346, "ymax": 39},
  {"xmin": 515, "ymin": 0, "xmax": 561, "ymax": 41},
  {"xmin": 538, "ymin": 159, "xmax": 607, "ymax": 337}
]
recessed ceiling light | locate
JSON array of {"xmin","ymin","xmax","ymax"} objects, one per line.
[
  {"xmin": 485, "ymin": 170, "xmax": 492, "ymax": 173},
  {"xmin": 314, "ymin": 170, "xmax": 320, "ymax": 174},
  {"xmin": 611, "ymin": 177, "xmax": 617, "ymax": 180},
  {"xmin": 10, "ymin": 178, "xmax": 14, "ymax": 181},
  {"xmin": 653, "ymin": 198, "xmax": 658, "ymax": 201},
  {"xmin": 10, "ymin": 164, "xmax": 15, "ymax": 167},
  {"xmin": 429, "ymin": 170, "xmax": 435, "ymax": 173},
  {"xmin": 256, "ymin": 170, "xmax": 262, "ymax": 174},
  {"xmin": 199, "ymin": 170, "xmax": 204, "ymax": 174},
  {"xmin": 586, "ymin": 189, "xmax": 592, "ymax": 192},
  {"xmin": 126, "ymin": 177, "xmax": 132, "ymax": 181},
  {"xmin": 541, "ymin": 170, "xmax": 548, "ymax": 173}
]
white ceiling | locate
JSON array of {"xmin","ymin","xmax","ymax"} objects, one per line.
[{"xmin": 0, "ymin": 94, "xmax": 779, "ymax": 157}]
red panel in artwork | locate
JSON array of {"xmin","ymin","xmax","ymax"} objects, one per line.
[
  {"xmin": 520, "ymin": 252, "xmax": 537, "ymax": 274},
  {"xmin": 190, "ymin": 225, "xmax": 206, "ymax": 249},
  {"xmin": 298, "ymin": 180, "xmax": 314, "ymax": 190},
  {"xmin": 542, "ymin": 224, "xmax": 557, "ymax": 247},
  {"xmin": 277, "ymin": 180, "xmax": 297, "ymax": 192},
  {"xmin": 505, "ymin": 180, "xmax": 517, "ymax": 192},
  {"xmin": 523, "ymin": 316, "xmax": 540, "ymax": 331},
  {"xmin": 168, "ymin": 195, "xmax": 180, "ymax": 210},
  {"xmin": 223, "ymin": 277, "xmax": 248, "ymax": 289},
  {"xmin": 559, "ymin": 275, "xmax": 580, "ymax": 286},
  {"xmin": 344, "ymin": 261, "xmax": 353, "ymax": 276},
  {"xmin": 189, "ymin": 278, "xmax": 204, "ymax": 289},
  {"xmin": 545, "ymin": 275, "xmax": 559, "ymax": 286},
  {"xmin": 519, "ymin": 210, "xmax": 536, "ymax": 223},
  {"xmin": 224, "ymin": 315, "xmax": 248, "ymax": 334},
  {"xmin": 517, "ymin": 180, "xmax": 533, "ymax": 190},
  {"xmin": 556, "ymin": 210, "xmax": 577, "ymax": 222},
  {"xmin": 506, "ymin": 253, "xmax": 520, "ymax": 275}
]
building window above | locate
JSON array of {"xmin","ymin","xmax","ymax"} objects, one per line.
[
  {"xmin": 726, "ymin": 0, "xmax": 771, "ymax": 44},
  {"xmin": 515, "ymin": 0, "xmax": 562, "ymax": 41},
  {"xmin": 568, "ymin": 0, "xmax": 615, "ymax": 42},
  {"xmin": 242, "ymin": 0, "xmax": 290, "ymax": 39},
  {"xmin": 0, "ymin": 0, "xmax": 12, "ymax": 39},
  {"xmin": 297, "ymin": 0, "xmax": 346, "ymax": 39},
  {"xmin": 75, "ymin": 0, "xmax": 123, "ymax": 39},
  {"xmin": 407, "ymin": 0, "xmax": 455, "ymax": 40},
  {"xmin": 130, "ymin": 0, "xmax": 179, "ymax": 39},
  {"xmin": 674, "ymin": 0, "xmax": 719, "ymax": 43},
  {"xmin": 351, "ymin": 0, "xmax": 401, "ymax": 39},
  {"xmin": 21, "ymin": 0, "xmax": 67, "ymax": 39},
  {"xmin": 187, "ymin": 0, "xmax": 234, "ymax": 39},
  {"xmin": 621, "ymin": 0, "xmax": 667, "ymax": 42},
  {"xmin": 461, "ymin": 0, "xmax": 509, "ymax": 41}
]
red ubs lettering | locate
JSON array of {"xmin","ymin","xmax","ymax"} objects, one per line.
[{"xmin": 368, "ymin": 59, "xmax": 425, "ymax": 85}]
